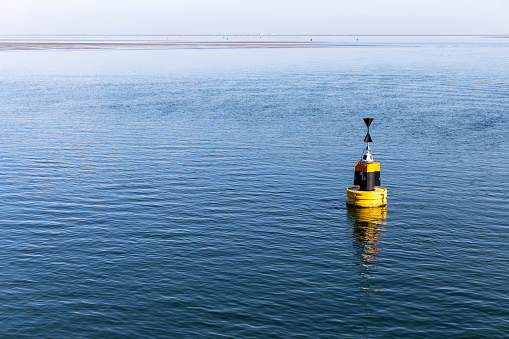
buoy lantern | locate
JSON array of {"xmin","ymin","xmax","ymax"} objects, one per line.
[{"xmin": 347, "ymin": 118, "xmax": 387, "ymax": 207}]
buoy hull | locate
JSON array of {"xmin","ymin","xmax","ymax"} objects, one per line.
[{"xmin": 346, "ymin": 186, "xmax": 387, "ymax": 207}]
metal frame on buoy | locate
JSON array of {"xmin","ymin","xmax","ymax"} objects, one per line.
[{"xmin": 346, "ymin": 118, "xmax": 387, "ymax": 207}]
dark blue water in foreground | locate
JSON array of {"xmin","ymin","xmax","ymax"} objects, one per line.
[{"xmin": 0, "ymin": 36, "xmax": 508, "ymax": 338}]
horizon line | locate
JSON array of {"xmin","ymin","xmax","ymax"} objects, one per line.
[{"xmin": 1, "ymin": 33, "xmax": 508, "ymax": 37}]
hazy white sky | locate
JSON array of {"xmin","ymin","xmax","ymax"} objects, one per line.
[{"xmin": 0, "ymin": 0, "xmax": 508, "ymax": 35}]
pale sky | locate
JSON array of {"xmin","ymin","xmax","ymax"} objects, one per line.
[{"xmin": 0, "ymin": 0, "xmax": 508, "ymax": 35}]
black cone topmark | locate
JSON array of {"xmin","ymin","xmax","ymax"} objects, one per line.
[
  {"xmin": 363, "ymin": 117, "xmax": 373, "ymax": 143},
  {"xmin": 363, "ymin": 118, "xmax": 373, "ymax": 128}
]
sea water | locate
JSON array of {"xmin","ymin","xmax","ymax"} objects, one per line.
[{"xmin": 0, "ymin": 36, "xmax": 508, "ymax": 338}]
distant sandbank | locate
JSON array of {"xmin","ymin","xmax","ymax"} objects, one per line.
[{"xmin": 0, "ymin": 41, "xmax": 374, "ymax": 51}]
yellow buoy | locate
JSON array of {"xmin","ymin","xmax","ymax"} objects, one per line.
[
  {"xmin": 346, "ymin": 186, "xmax": 387, "ymax": 207},
  {"xmin": 347, "ymin": 118, "xmax": 387, "ymax": 208}
]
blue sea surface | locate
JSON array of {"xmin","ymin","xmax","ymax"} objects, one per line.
[{"xmin": 0, "ymin": 36, "xmax": 508, "ymax": 338}]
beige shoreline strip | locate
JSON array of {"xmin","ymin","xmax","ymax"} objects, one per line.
[{"xmin": 0, "ymin": 41, "xmax": 375, "ymax": 51}]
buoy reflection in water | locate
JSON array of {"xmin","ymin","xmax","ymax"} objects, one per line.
[{"xmin": 347, "ymin": 206, "xmax": 386, "ymax": 294}]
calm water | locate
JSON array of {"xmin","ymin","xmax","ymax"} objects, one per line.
[{"xmin": 0, "ymin": 36, "xmax": 508, "ymax": 338}]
